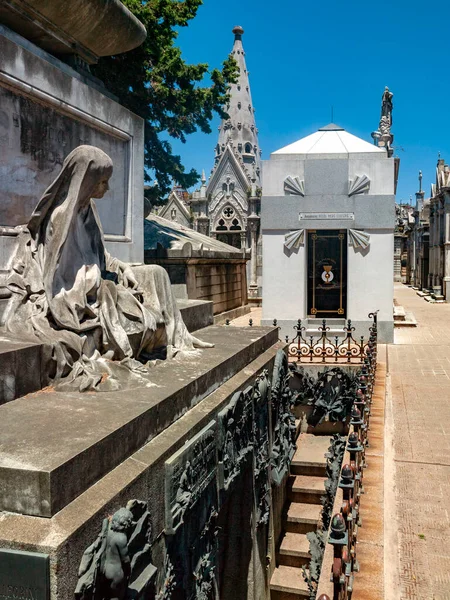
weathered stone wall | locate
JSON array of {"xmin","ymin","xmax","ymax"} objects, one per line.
[
  {"xmin": 145, "ymin": 257, "xmax": 249, "ymax": 314},
  {"xmin": 0, "ymin": 24, "xmax": 144, "ymax": 262}
]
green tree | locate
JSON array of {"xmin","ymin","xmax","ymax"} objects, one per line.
[{"xmin": 91, "ymin": 0, "xmax": 237, "ymax": 205}]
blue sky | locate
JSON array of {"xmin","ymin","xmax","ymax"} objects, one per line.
[{"xmin": 170, "ymin": 0, "xmax": 449, "ymax": 204}]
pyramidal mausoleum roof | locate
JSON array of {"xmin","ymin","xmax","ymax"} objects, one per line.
[{"xmin": 272, "ymin": 123, "xmax": 385, "ymax": 156}]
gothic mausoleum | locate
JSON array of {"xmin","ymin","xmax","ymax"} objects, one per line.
[
  {"xmin": 261, "ymin": 123, "xmax": 396, "ymax": 343},
  {"xmin": 190, "ymin": 26, "xmax": 262, "ymax": 298}
]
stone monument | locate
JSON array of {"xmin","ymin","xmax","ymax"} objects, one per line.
[
  {"xmin": 0, "ymin": 0, "xmax": 147, "ymax": 324},
  {"xmin": 3, "ymin": 145, "xmax": 213, "ymax": 391}
]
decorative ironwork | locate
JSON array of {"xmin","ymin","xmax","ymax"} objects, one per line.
[
  {"xmin": 316, "ymin": 320, "xmax": 379, "ymax": 600},
  {"xmin": 284, "ymin": 312, "xmax": 378, "ymax": 363}
]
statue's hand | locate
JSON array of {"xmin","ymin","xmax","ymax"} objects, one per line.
[{"xmin": 121, "ymin": 266, "xmax": 139, "ymax": 290}]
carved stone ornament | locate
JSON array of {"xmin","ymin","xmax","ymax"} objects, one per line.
[
  {"xmin": 270, "ymin": 350, "xmax": 296, "ymax": 486},
  {"xmin": 156, "ymin": 556, "xmax": 177, "ymax": 600},
  {"xmin": 348, "ymin": 229, "xmax": 370, "ymax": 250},
  {"xmin": 348, "ymin": 174, "xmax": 371, "ymax": 196},
  {"xmin": 75, "ymin": 500, "xmax": 157, "ymax": 600},
  {"xmin": 284, "ymin": 229, "xmax": 305, "ymax": 251},
  {"xmin": 191, "ymin": 509, "xmax": 220, "ymax": 600},
  {"xmin": 165, "ymin": 421, "xmax": 218, "ymax": 535},
  {"xmin": 218, "ymin": 386, "xmax": 254, "ymax": 492},
  {"xmin": 253, "ymin": 370, "xmax": 271, "ymax": 527},
  {"xmin": 284, "ymin": 175, "xmax": 305, "ymax": 196}
]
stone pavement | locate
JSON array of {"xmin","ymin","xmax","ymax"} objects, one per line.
[
  {"xmin": 386, "ymin": 283, "xmax": 450, "ymax": 600},
  {"xmin": 229, "ymin": 306, "xmax": 262, "ymax": 327}
]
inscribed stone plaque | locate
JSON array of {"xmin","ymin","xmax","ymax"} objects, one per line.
[
  {"xmin": 299, "ymin": 212, "xmax": 354, "ymax": 220},
  {"xmin": 165, "ymin": 420, "xmax": 218, "ymax": 535},
  {"xmin": 0, "ymin": 548, "xmax": 49, "ymax": 600},
  {"xmin": 0, "ymin": 86, "xmax": 129, "ymax": 235}
]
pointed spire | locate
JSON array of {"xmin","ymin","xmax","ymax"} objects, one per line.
[
  {"xmin": 215, "ymin": 26, "xmax": 261, "ymax": 185},
  {"xmin": 201, "ymin": 169, "xmax": 206, "ymax": 184}
]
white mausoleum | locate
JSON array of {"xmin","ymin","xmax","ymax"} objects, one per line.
[{"xmin": 261, "ymin": 123, "xmax": 396, "ymax": 343}]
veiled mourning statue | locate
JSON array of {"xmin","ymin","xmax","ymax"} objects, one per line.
[{"xmin": 5, "ymin": 146, "xmax": 212, "ymax": 391}]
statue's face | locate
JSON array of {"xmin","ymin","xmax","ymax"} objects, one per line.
[{"xmin": 92, "ymin": 174, "xmax": 111, "ymax": 199}]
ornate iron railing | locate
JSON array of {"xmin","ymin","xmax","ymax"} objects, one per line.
[
  {"xmin": 225, "ymin": 311, "xmax": 378, "ymax": 364},
  {"xmin": 316, "ymin": 330, "xmax": 378, "ymax": 600},
  {"xmin": 277, "ymin": 312, "xmax": 378, "ymax": 364}
]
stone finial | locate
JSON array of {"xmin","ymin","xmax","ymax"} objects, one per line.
[
  {"xmin": 232, "ymin": 25, "xmax": 244, "ymax": 39},
  {"xmin": 419, "ymin": 170, "xmax": 423, "ymax": 192}
]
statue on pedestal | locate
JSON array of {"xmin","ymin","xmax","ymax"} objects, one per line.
[
  {"xmin": 371, "ymin": 86, "xmax": 394, "ymax": 156},
  {"xmin": 5, "ymin": 146, "xmax": 213, "ymax": 391}
]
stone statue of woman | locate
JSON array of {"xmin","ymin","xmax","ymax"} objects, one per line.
[
  {"xmin": 5, "ymin": 145, "xmax": 212, "ymax": 391},
  {"xmin": 381, "ymin": 86, "xmax": 393, "ymax": 126}
]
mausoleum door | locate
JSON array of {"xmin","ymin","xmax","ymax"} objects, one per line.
[{"xmin": 307, "ymin": 230, "xmax": 347, "ymax": 318}]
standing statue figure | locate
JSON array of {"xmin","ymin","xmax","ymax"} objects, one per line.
[
  {"xmin": 380, "ymin": 86, "xmax": 393, "ymax": 127},
  {"xmin": 4, "ymin": 145, "xmax": 213, "ymax": 391}
]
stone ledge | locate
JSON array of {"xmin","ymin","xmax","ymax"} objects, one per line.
[
  {"xmin": 177, "ymin": 299, "xmax": 214, "ymax": 331},
  {"xmin": 0, "ymin": 0, "xmax": 147, "ymax": 63},
  {"xmin": 0, "ymin": 336, "xmax": 50, "ymax": 404},
  {"xmin": 0, "ymin": 325, "xmax": 278, "ymax": 517}
]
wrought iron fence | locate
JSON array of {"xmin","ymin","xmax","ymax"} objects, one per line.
[
  {"xmin": 278, "ymin": 312, "xmax": 378, "ymax": 364},
  {"xmin": 225, "ymin": 311, "xmax": 378, "ymax": 364}
]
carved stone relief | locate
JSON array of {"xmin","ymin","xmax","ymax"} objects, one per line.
[
  {"xmin": 270, "ymin": 350, "xmax": 296, "ymax": 486},
  {"xmin": 75, "ymin": 499, "xmax": 157, "ymax": 600},
  {"xmin": 190, "ymin": 508, "xmax": 219, "ymax": 600},
  {"xmin": 348, "ymin": 174, "xmax": 371, "ymax": 196},
  {"xmin": 165, "ymin": 421, "xmax": 218, "ymax": 535},
  {"xmin": 253, "ymin": 370, "xmax": 271, "ymax": 527},
  {"xmin": 218, "ymin": 386, "xmax": 254, "ymax": 493}
]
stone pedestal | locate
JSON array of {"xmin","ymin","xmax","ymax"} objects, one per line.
[{"xmin": 0, "ymin": 327, "xmax": 287, "ymax": 600}]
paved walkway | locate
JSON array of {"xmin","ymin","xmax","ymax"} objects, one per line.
[{"xmin": 386, "ymin": 283, "xmax": 450, "ymax": 600}]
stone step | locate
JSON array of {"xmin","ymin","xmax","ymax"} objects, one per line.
[
  {"xmin": 291, "ymin": 434, "xmax": 328, "ymax": 477},
  {"xmin": 278, "ymin": 532, "xmax": 311, "ymax": 568},
  {"xmin": 286, "ymin": 502, "xmax": 322, "ymax": 534},
  {"xmin": 0, "ymin": 336, "xmax": 49, "ymax": 405},
  {"xmin": 270, "ymin": 565, "xmax": 310, "ymax": 599},
  {"xmin": 288, "ymin": 475, "xmax": 325, "ymax": 505},
  {"xmin": 0, "ymin": 325, "xmax": 279, "ymax": 517},
  {"xmin": 176, "ymin": 299, "xmax": 213, "ymax": 332}
]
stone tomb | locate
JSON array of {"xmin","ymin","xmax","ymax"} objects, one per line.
[
  {"xmin": 261, "ymin": 123, "xmax": 396, "ymax": 343},
  {"xmin": 0, "ymin": 328, "xmax": 300, "ymax": 599}
]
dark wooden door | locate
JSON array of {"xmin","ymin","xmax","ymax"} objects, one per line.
[{"xmin": 307, "ymin": 230, "xmax": 347, "ymax": 317}]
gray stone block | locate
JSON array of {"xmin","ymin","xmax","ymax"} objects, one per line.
[
  {"xmin": 0, "ymin": 325, "xmax": 278, "ymax": 517},
  {"xmin": 177, "ymin": 299, "xmax": 214, "ymax": 331},
  {"xmin": 0, "ymin": 338, "xmax": 50, "ymax": 404}
]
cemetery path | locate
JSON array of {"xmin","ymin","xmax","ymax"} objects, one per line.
[{"xmin": 386, "ymin": 283, "xmax": 450, "ymax": 600}]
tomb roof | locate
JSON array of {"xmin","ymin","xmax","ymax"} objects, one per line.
[{"xmin": 272, "ymin": 124, "xmax": 385, "ymax": 156}]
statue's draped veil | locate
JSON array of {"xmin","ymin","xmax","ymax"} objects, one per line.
[{"xmin": 27, "ymin": 146, "xmax": 112, "ymax": 330}]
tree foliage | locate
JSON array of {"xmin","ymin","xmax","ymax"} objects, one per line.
[{"xmin": 91, "ymin": 0, "xmax": 238, "ymax": 204}]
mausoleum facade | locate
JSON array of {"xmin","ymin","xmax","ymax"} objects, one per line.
[{"xmin": 261, "ymin": 123, "xmax": 396, "ymax": 343}]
